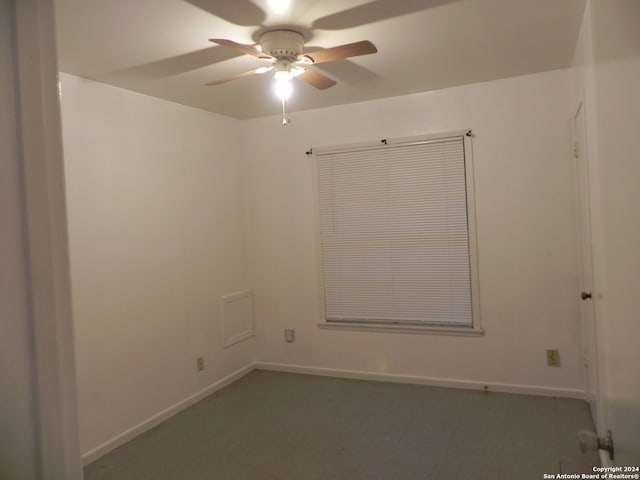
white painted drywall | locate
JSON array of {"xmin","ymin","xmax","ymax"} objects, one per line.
[
  {"xmin": 60, "ymin": 73, "xmax": 254, "ymax": 456},
  {"xmin": 573, "ymin": 0, "xmax": 640, "ymax": 463},
  {"xmin": 243, "ymin": 69, "xmax": 584, "ymax": 394}
]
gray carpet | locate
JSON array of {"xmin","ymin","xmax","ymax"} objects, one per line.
[{"xmin": 85, "ymin": 370, "xmax": 599, "ymax": 479}]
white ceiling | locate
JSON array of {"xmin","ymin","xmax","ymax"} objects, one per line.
[{"xmin": 55, "ymin": 0, "xmax": 586, "ymax": 120}]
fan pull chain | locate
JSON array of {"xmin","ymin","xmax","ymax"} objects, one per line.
[{"xmin": 281, "ymin": 98, "xmax": 291, "ymax": 126}]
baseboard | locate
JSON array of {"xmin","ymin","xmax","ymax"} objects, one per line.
[
  {"xmin": 81, "ymin": 363, "xmax": 256, "ymax": 465},
  {"xmin": 255, "ymin": 362, "xmax": 585, "ymax": 399}
]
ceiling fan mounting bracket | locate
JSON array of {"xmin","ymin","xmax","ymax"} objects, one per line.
[{"xmin": 259, "ymin": 30, "xmax": 305, "ymax": 60}]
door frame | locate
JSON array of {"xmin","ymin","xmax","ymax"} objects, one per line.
[
  {"xmin": 573, "ymin": 96, "xmax": 602, "ymax": 430},
  {"xmin": 13, "ymin": 0, "xmax": 83, "ymax": 477}
]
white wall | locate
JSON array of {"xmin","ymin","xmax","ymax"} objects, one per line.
[
  {"xmin": 573, "ymin": 0, "xmax": 640, "ymax": 463},
  {"xmin": 0, "ymin": 1, "xmax": 39, "ymax": 477},
  {"xmin": 244, "ymin": 69, "xmax": 584, "ymax": 395},
  {"xmin": 60, "ymin": 73, "xmax": 254, "ymax": 458}
]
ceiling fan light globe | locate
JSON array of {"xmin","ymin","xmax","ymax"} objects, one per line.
[
  {"xmin": 274, "ymin": 78, "xmax": 293, "ymax": 101},
  {"xmin": 274, "ymin": 70, "xmax": 293, "ymax": 81},
  {"xmin": 268, "ymin": 0, "xmax": 290, "ymax": 14}
]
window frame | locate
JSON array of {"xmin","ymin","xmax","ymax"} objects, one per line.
[{"xmin": 312, "ymin": 130, "xmax": 483, "ymax": 336}]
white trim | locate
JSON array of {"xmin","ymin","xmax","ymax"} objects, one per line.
[
  {"xmin": 318, "ymin": 321, "xmax": 484, "ymax": 337},
  {"xmin": 463, "ymin": 134, "xmax": 483, "ymax": 332},
  {"xmin": 573, "ymin": 95, "xmax": 603, "ymax": 436},
  {"xmin": 81, "ymin": 363, "xmax": 256, "ymax": 465},
  {"xmin": 254, "ymin": 362, "xmax": 585, "ymax": 399},
  {"xmin": 310, "ymin": 152, "xmax": 328, "ymax": 335},
  {"xmin": 14, "ymin": 0, "xmax": 82, "ymax": 478}
]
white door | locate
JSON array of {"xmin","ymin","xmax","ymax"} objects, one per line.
[{"xmin": 574, "ymin": 100, "xmax": 599, "ymax": 424}]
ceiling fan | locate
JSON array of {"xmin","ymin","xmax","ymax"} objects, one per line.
[
  {"xmin": 206, "ymin": 29, "xmax": 377, "ymax": 123},
  {"xmin": 206, "ymin": 30, "xmax": 377, "ymax": 90}
]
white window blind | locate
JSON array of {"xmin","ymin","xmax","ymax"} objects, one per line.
[{"xmin": 316, "ymin": 135, "xmax": 474, "ymax": 326}]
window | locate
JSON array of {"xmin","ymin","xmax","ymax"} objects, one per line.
[{"xmin": 315, "ymin": 131, "xmax": 481, "ymax": 335}]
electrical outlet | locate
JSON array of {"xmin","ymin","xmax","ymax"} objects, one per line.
[
  {"xmin": 546, "ymin": 349, "xmax": 560, "ymax": 367},
  {"xmin": 197, "ymin": 356, "xmax": 204, "ymax": 372},
  {"xmin": 284, "ymin": 329, "xmax": 295, "ymax": 343}
]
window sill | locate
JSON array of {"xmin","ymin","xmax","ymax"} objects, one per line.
[{"xmin": 317, "ymin": 321, "xmax": 485, "ymax": 337}]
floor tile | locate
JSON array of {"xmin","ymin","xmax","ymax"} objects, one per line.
[{"xmin": 84, "ymin": 371, "xmax": 600, "ymax": 480}]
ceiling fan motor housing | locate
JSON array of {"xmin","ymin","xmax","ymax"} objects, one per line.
[{"xmin": 260, "ymin": 30, "xmax": 305, "ymax": 59}]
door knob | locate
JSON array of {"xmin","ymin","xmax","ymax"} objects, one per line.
[{"xmin": 581, "ymin": 291, "xmax": 592, "ymax": 300}]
